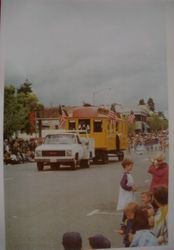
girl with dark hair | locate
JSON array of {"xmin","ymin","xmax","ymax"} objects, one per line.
[{"xmin": 130, "ymin": 208, "xmax": 159, "ymax": 247}]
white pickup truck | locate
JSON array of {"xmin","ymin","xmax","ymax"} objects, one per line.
[{"xmin": 35, "ymin": 130, "xmax": 95, "ymax": 171}]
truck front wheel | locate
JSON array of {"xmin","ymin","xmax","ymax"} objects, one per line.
[
  {"xmin": 37, "ymin": 162, "xmax": 44, "ymax": 171},
  {"xmin": 80, "ymin": 159, "xmax": 90, "ymax": 168}
]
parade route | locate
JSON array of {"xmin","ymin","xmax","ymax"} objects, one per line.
[{"xmin": 4, "ymin": 149, "xmax": 168, "ymax": 250}]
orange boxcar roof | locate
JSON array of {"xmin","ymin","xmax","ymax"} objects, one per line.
[{"xmin": 72, "ymin": 106, "xmax": 108, "ymax": 118}]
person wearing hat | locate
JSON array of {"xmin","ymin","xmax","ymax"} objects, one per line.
[
  {"xmin": 88, "ymin": 234, "xmax": 111, "ymax": 249},
  {"xmin": 148, "ymin": 153, "xmax": 168, "ymax": 192},
  {"xmin": 62, "ymin": 232, "xmax": 82, "ymax": 250}
]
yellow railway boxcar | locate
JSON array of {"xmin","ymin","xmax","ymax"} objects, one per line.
[{"xmin": 65, "ymin": 106, "xmax": 128, "ymax": 163}]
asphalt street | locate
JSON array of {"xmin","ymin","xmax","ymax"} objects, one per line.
[{"xmin": 4, "ymin": 149, "xmax": 168, "ymax": 250}]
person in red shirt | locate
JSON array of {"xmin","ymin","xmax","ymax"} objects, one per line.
[{"xmin": 148, "ymin": 153, "xmax": 168, "ymax": 192}]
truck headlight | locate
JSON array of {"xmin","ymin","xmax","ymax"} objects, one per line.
[
  {"xmin": 35, "ymin": 150, "xmax": 42, "ymax": 157},
  {"xmin": 66, "ymin": 150, "xmax": 72, "ymax": 156}
]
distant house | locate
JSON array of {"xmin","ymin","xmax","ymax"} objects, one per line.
[
  {"xmin": 35, "ymin": 106, "xmax": 76, "ymax": 137},
  {"xmin": 122, "ymin": 105, "xmax": 149, "ymax": 133}
]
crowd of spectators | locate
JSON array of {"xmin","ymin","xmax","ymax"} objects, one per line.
[
  {"xmin": 3, "ymin": 138, "xmax": 41, "ymax": 165},
  {"xmin": 127, "ymin": 130, "xmax": 168, "ymax": 154},
  {"xmin": 117, "ymin": 186, "xmax": 168, "ymax": 247},
  {"xmin": 3, "ymin": 130, "xmax": 168, "ymax": 165},
  {"xmin": 62, "ymin": 232, "xmax": 111, "ymax": 249},
  {"xmin": 116, "ymin": 152, "xmax": 168, "ymax": 247}
]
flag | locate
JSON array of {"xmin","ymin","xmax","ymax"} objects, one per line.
[
  {"xmin": 108, "ymin": 110, "xmax": 116, "ymax": 120},
  {"xmin": 108, "ymin": 110, "xmax": 120, "ymax": 123},
  {"xmin": 58, "ymin": 105, "xmax": 67, "ymax": 128},
  {"xmin": 128, "ymin": 111, "xmax": 135, "ymax": 124}
]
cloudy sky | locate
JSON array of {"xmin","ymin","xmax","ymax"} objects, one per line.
[{"xmin": 3, "ymin": 0, "xmax": 168, "ymax": 111}]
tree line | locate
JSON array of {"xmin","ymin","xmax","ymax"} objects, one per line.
[
  {"xmin": 4, "ymin": 80, "xmax": 43, "ymax": 139},
  {"xmin": 3, "ymin": 81, "xmax": 168, "ymax": 139}
]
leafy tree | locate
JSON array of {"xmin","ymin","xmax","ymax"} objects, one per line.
[
  {"xmin": 158, "ymin": 111, "xmax": 165, "ymax": 119},
  {"xmin": 4, "ymin": 85, "xmax": 26, "ymax": 138},
  {"xmin": 17, "ymin": 79, "xmax": 32, "ymax": 94},
  {"xmin": 17, "ymin": 92, "xmax": 41, "ymax": 111},
  {"xmin": 147, "ymin": 113, "xmax": 168, "ymax": 131},
  {"xmin": 139, "ymin": 99, "xmax": 145, "ymax": 105},
  {"xmin": 17, "ymin": 89, "xmax": 44, "ymax": 133},
  {"xmin": 147, "ymin": 98, "xmax": 155, "ymax": 111},
  {"xmin": 83, "ymin": 102, "xmax": 92, "ymax": 106},
  {"xmin": 4, "ymin": 83, "xmax": 44, "ymax": 138},
  {"xmin": 128, "ymin": 123, "xmax": 136, "ymax": 135},
  {"xmin": 160, "ymin": 118, "xmax": 168, "ymax": 130}
]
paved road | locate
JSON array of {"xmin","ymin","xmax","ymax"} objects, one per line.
[{"xmin": 4, "ymin": 149, "xmax": 168, "ymax": 250}]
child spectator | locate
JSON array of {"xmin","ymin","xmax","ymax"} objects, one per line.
[
  {"xmin": 88, "ymin": 234, "xmax": 111, "ymax": 249},
  {"xmin": 117, "ymin": 158, "xmax": 137, "ymax": 211},
  {"xmin": 62, "ymin": 232, "xmax": 82, "ymax": 250},
  {"xmin": 118, "ymin": 202, "xmax": 139, "ymax": 247},
  {"xmin": 135, "ymin": 141, "xmax": 144, "ymax": 155},
  {"xmin": 10, "ymin": 151, "xmax": 20, "ymax": 164},
  {"xmin": 141, "ymin": 191, "xmax": 154, "ymax": 214},
  {"xmin": 130, "ymin": 208, "xmax": 159, "ymax": 247},
  {"xmin": 140, "ymin": 191, "xmax": 155, "ymax": 227},
  {"xmin": 152, "ymin": 186, "xmax": 168, "ymax": 245},
  {"xmin": 4, "ymin": 150, "xmax": 12, "ymax": 165}
]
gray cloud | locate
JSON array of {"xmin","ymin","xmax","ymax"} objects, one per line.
[{"xmin": 4, "ymin": 0, "xmax": 168, "ymax": 111}]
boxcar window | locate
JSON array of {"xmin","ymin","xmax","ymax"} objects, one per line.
[
  {"xmin": 93, "ymin": 120, "xmax": 102, "ymax": 132},
  {"xmin": 68, "ymin": 121, "xmax": 76, "ymax": 130},
  {"xmin": 78, "ymin": 119, "xmax": 90, "ymax": 132}
]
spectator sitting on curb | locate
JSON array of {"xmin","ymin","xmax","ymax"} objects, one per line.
[
  {"xmin": 88, "ymin": 234, "xmax": 111, "ymax": 249},
  {"xmin": 62, "ymin": 232, "xmax": 82, "ymax": 250}
]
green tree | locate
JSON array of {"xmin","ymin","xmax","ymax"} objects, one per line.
[
  {"xmin": 147, "ymin": 113, "xmax": 168, "ymax": 131},
  {"xmin": 128, "ymin": 123, "xmax": 136, "ymax": 135},
  {"xmin": 139, "ymin": 99, "xmax": 145, "ymax": 105},
  {"xmin": 17, "ymin": 87, "xmax": 44, "ymax": 133},
  {"xmin": 147, "ymin": 98, "xmax": 155, "ymax": 111},
  {"xmin": 17, "ymin": 79, "xmax": 32, "ymax": 94},
  {"xmin": 4, "ymin": 83, "xmax": 44, "ymax": 138},
  {"xmin": 4, "ymin": 85, "xmax": 26, "ymax": 138}
]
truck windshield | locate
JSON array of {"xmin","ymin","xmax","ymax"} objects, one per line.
[{"xmin": 44, "ymin": 134, "xmax": 77, "ymax": 144}]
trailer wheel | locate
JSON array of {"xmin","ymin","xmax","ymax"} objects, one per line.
[
  {"xmin": 80, "ymin": 159, "xmax": 90, "ymax": 168},
  {"xmin": 93, "ymin": 157, "xmax": 99, "ymax": 164},
  {"xmin": 37, "ymin": 162, "xmax": 44, "ymax": 171},
  {"xmin": 118, "ymin": 151, "xmax": 124, "ymax": 161},
  {"xmin": 102, "ymin": 152, "xmax": 108, "ymax": 164}
]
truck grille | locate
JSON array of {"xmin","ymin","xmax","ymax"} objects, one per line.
[{"xmin": 42, "ymin": 151, "xmax": 65, "ymax": 157}]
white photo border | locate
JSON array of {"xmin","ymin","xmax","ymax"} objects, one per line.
[
  {"xmin": 0, "ymin": 0, "xmax": 6, "ymax": 249},
  {"xmin": 0, "ymin": 1, "xmax": 174, "ymax": 250}
]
